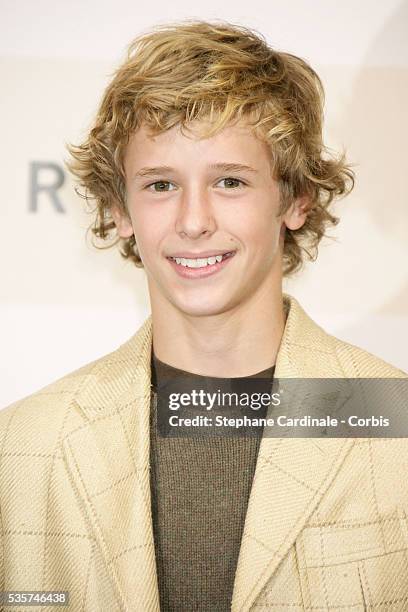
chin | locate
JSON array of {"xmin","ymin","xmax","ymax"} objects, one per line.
[{"xmin": 173, "ymin": 298, "xmax": 231, "ymax": 318}]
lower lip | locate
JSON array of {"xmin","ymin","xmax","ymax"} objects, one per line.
[{"xmin": 167, "ymin": 252, "xmax": 236, "ymax": 279}]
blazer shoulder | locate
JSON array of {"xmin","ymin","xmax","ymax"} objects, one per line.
[
  {"xmin": 0, "ymin": 344, "xmax": 127, "ymax": 453},
  {"xmin": 328, "ymin": 333, "xmax": 407, "ymax": 378},
  {"xmin": 282, "ymin": 295, "xmax": 406, "ymax": 378}
]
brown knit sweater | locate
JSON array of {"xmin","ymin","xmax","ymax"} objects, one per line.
[{"xmin": 149, "ymin": 350, "xmax": 275, "ymax": 612}]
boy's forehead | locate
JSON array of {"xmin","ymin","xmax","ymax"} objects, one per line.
[{"xmin": 124, "ymin": 118, "xmax": 274, "ymax": 180}]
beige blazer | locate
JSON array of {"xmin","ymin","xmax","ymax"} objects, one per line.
[{"xmin": 1, "ymin": 295, "xmax": 407, "ymax": 611}]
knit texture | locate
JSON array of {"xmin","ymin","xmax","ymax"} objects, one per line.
[{"xmin": 149, "ymin": 351, "xmax": 275, "ymax": 612}]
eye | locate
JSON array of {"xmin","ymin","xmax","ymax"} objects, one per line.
[
  {"xmin": 145, "ymin": 181, "xmax": 177, "ymax": 192},
  {"xmin": 217, "ymin": 177, "xmax": 246, "ymax": 189}
]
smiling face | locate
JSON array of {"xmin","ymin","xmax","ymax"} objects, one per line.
[{"xmin": 112, "ymin": 119, "xmax": 307, "ymax": 319}]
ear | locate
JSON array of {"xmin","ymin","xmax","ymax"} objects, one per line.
[
  {"xmin": 282, "ymin": 195, "xmax": 310, "ymax": 231},
  {"xmin": 111, "ymin": 203, "xmax": 134, "ymax": 238}
]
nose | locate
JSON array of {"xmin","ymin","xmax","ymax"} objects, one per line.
[{"xmin": 175, "ymin": 187, "xmax": 217, "ymax": 239}]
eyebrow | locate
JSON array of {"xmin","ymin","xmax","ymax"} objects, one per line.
[{"xmin": 133, "ymin": 162, "xmax": 258, "ymax": 180}]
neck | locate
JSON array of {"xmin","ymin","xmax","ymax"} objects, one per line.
[{"xmin": 149, "ymin": 285, "xmax": 286, "ymax": 378}]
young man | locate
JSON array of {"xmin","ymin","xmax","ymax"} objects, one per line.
[{"xmin": 1, "ymin": 19, "xmax": 407, "ymax": 612}]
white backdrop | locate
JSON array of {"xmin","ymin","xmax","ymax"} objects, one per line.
[{"xmin": 1, "ymin": 0, "xmax": 407, "ymax": 407}]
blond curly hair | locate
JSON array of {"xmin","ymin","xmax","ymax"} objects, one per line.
[{"xmin": 66, "ymin": 18, "xmax": 355, "ymax": 275}]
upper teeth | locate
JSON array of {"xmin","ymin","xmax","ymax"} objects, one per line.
[{"xmin": 172, "ymin": 254, "xmax": 227, "ymax": 268}]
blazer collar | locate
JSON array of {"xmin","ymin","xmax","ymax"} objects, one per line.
[{"xmin": 62, "ymin": 294, "xmax": 354, "ymax": 612}]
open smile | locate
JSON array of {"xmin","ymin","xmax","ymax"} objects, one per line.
[{"xmin": 167, "ymin": 251, "xmax": 236, "ymax": 279}]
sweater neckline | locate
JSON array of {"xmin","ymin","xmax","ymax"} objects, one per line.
[{"xmin": 150, "ymin": 350, "xmax": 275, "ymax": 390}]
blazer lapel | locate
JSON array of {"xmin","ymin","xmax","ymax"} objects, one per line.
[
  {"xmin": 61, "ymin": 317, "xmax": 160, "ymax": 612},
  {"xmin": 230, "ymin": 297, "xmax": 355, "ymax": 611}
]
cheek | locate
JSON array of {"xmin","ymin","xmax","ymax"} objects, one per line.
[
  {"xmin": 243, "ymin": 216, "xmax": 282, "ymax": 249},
  {"xmin": 131, "ymin": 212, "xmax": 166, "ymax": 259},
  {"xmin": 232, "ymin": 195, "xmax": 280, "ymax": 239}
]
